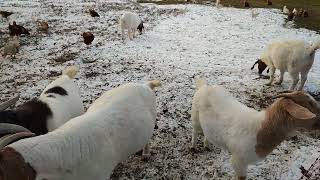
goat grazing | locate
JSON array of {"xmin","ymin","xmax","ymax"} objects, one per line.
[
  {"xmin": 120, "ymin": 12, "xmax": 144, "ymax": 40},
  {"xmin": 191, "ymin": 79, "xmax": 320, "ymax": 180},
  {"xmin": 0, "ymin": 66, "xmax": 84, "ymax": 135},
  {"xmin": 259, "ymin": 40, "xmax": 320, "ymax": 90},
  {"xmin": 0, "ymin": 80, "xmax": 160, "ymax": 180}
]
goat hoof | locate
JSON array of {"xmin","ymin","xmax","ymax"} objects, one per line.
[
  {"xmin": 141, "ymin": 154, "xmax": 151, "ymax": 161},
  {"xmin": 275, "ymin": 81, "xmax": 282, "ymax": 85},
  {"xmin": 204, "ymin": 146, "xmax": 211, "ymax": 151}
]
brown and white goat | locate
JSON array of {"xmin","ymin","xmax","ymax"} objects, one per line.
[{"xmin": 191, "ymin": 79, "xmax": 320, "ymax": 180}]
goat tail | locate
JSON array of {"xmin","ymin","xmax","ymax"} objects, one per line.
[
  {"xmin": 63, "ymin": 65, "xmax": 79, "ymax": 79},
  {"xmin": 147, "ymin": 80, "xmax": 161, "ymax": 90},
  {"xmin": 309, "ymin": 40, "xmax": 320, "ymax": 56},
  {"xmin": 196, "ymin": 78, "xmax": 207, "ymax": 90}
]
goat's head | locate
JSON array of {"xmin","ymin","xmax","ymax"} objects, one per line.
[
  {"xmin": 137, "ymin": 22, "xmax": 144, "ymax": 35},
  {"xmin": 274, "ymin": 91, "xmax": 320, "ymax": 129},
  {"xmin": 251, "ymin": 59, "xmax": 268, "ymax": 75}
]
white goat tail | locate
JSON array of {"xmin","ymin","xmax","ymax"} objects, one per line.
[
  {"xmin": 147, "ymin": 80, "xmax": 161, "ymax": 90},
  {"xmin": 196, "ymin": 78, "xmax": 207, "ymax": 90},
  {"xmin": 63, "ymin": 66, "xmax": 79, "ymax": 79},
  {"xmin": 309, "ymin": 41, "xmax": 320, "ymax": 56}
]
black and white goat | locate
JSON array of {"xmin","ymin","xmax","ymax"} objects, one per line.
[{"xmin": 0, "ymin": 66, "xmax": 85, "ymax": 135}]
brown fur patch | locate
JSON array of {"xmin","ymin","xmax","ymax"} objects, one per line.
[
  {"xmin": 256, "ymin": 96, "xmax": 318, "ymax": 158},
  {"xmin": 0, "ymin": 147, "xmax": 36, "ymax": 180}
]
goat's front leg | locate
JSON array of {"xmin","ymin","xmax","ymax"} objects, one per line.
[
  {"xmin": 128, "ymin": 29, "xmax": 133, "ymax": 40},
  {"xmin": 231, "ymin": 156, "xmax": 248, "ymax": 180},
  {"xmin": 265, "ymin": 67, "xmax": 275, "ymax": 86},
  {"xmin": 275, "ymin": 70, "xmax": 284, "ymax": 85},
  {"xmin": 289, "ymin": 72, "xmax": 299, "ymax": 90}
]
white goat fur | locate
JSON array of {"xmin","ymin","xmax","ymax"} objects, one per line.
[
  {"xmin": 8, "ymin": 81, "xmax": 159, "ymax": 180},
  {"xmin": 40, "ymin": 66, "xmax": 84, "ymax": 131},
  {"xmin": 120, "ymin": 12, "xmax": 142, "ymax": 40},
  {"xmin": 191, "ymin": 80, "xmax": 265, "ymax": 177},
  {"xmin": 260, "ymin": 39, "xmax": 320, "ymax": 90},
  {"xmin": 283, "ymin": 6, "xmax": 290, "ymax": 14}
]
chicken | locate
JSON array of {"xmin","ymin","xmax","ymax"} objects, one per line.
[
  {"xmin": 267, "ymin": 0, "xmax": 272, "ymax": 6},
  {"xmin": 303, "ymin": 10, "xmax": 309, "ymax": 17},
  {"xmin": 8, "ymin": 21, "xmax": 30, "ymax": 36},
  {"xmin": 89, "ymin": 9, "xmax": 99, "ymax": 17},
  {"xmin": 2, "ymin": 36, "xmax": 20, "ymax": 58},
  {"xmin": 244, "ymin": 1, "xmax": 250, "ymax": 8},
  {"xmin": 0, "ymin": 11, "xmax": 13, "ymax": 18},
  {"xmin": 38, "ymin": 20, "xmax": 49, "ymax": 32},
  {"xmin": 251, "ymin": 9, "xmax": 259, "ymax": 19},
  {"xmin": 82, "ymin": 32, "xmax": 94, "ymax": 45}
]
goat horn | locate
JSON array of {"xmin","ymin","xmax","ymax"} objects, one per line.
[
  {"xmin": 0, "ymin": 95, "xmax": 20, "ymax": 111},
  {"xmin": 0, "ymin": 123, "xmax": 32, "ymax": 134},
  {"xmin": 0, "ymin": 132, "xmax": 35, "ymax": 149}
]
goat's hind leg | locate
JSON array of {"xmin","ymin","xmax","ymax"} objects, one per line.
[{"xmin": 298, "ymin": 71, "xmax": 308, "ymax": 90}]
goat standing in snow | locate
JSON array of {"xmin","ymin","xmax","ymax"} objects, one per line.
[
  {"xmin": 191, "ymin": 78, "xmax": 320, "ymax": 180},
  {"xmin": 120, "ymin": 12, "xmax": 144, "ymax": 40},
  {"xmin": 0, "ymin": 80, "xmax": 160, "ymax": 180},
  {"xmin": 0, "ymin": 66, "xmax": 84, "ymax": 135},
  {"xmin": 259, "ymin": 40, "xmax": 320, "ymax": 90}
]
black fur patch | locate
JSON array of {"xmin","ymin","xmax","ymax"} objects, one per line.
[
  {"xmin": 0, "ymin": 99, "xmax": 52, "ymax": 135},
  {"xmin": 46, "ymin": 95, "xmax": 56, "ymax": 98},
  {"xmin": 137, "ymin": 22, "xmax": 144, "ymax": 34},
  {"xmin": 44, "ymin": 86, "xmax": 68, "ymax": 96}
]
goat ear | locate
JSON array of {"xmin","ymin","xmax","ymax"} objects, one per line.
[{"xmin": 282, "ymin": 99, "xmax": 316, "ymax": 120}]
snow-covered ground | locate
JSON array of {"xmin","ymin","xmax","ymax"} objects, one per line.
[{"xmin": 1, "ymin": 1, "xmax": 320, "ymax": 179}]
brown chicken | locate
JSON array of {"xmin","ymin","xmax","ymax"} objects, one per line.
[
  {"xmin": 89, "ymin": 9, "xmax": 99, "ymax": 17},
  {"xmin": 82, "ymin": 32, "xmax": 94, "ymax": 45},
  {"xmin": 8, "ymin": 21, "xmax": 30, "ymax": 36},
  {"xmin": 302, "ymin": 10, "xmax": 309, "ymax": 17},
  {"xmin": 0, "ymin": 11, "xmax": 13, "ymax": 18},
  {"xmin": 38, "ymin": 21, "xmax": 49, "ymax": 32},
  {"xmin": 244, "ymin": 1, "xmax": 250, "ymax": 8}
]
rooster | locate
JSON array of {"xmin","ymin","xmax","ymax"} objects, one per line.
[{"xmin": 8, "ymin": 21, "xmax": 30, "ymax": 36}]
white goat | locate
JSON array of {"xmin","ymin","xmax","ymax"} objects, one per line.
[
  {"xmin": 0, "ymin": 66, "xmax": 84, "ymax": 135},
  {"xmin": 0, "ymin": 80, "xmax": 161, "ymax": 180},
  {"xmin": 260, "ymin": 39, "xmax": 320, "ymax": 90},
  {"xmin": 283, "ymin": 6, "xmax": 290, "ymax": 14},
  {"xmin": 120, "ymin": 12, "xmax": 144, "ymax": 40},
  {"xmin": 191, "ymin": 79, "xmax": 320, "ymax": 180}
]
